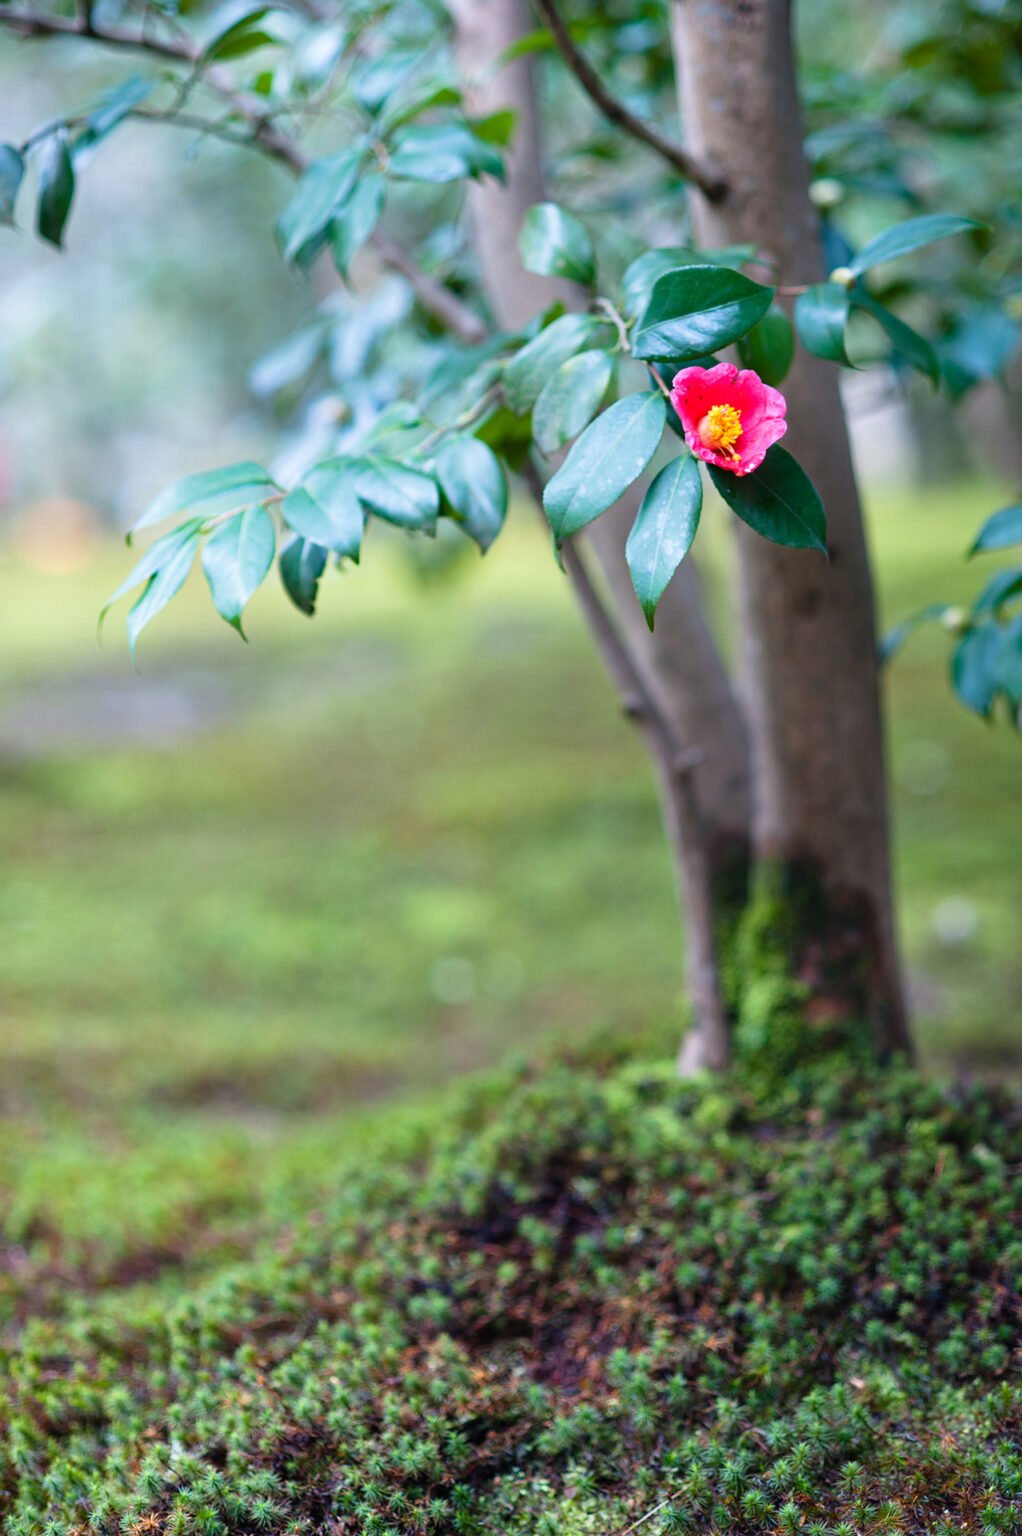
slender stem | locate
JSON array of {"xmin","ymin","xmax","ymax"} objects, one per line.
[
  {"xmin": 523, "ymin": 461, "xmax": 730, "ymax": 1069},
  {"xmin": 0, "ymin": 6, "xmax": 489, "ymax": 346},
  {"xmin": 530, "ymin": 0, "xmax": 727, "ymax": 203},
  {"xmin": 594, "ymin": 295, "xmax": 630, "ymax": 353}
]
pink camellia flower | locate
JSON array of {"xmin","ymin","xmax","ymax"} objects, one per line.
[{"xmin": 670, "ymin": 361, "xmax": 787, "ymax": 476}]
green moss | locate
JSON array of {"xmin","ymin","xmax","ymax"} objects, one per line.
[
  {"xmin": 726, "ymin": 862, "xmax": 877, "ymax": 1084},
  {"xmin": 2, "ymin": 1057, "xmax": 1019, "ymax": 1534}
]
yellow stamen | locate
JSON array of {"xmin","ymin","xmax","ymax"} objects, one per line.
[{"xmin": 698, "ymin": 403, "xmax": 743, "ymax": 461}]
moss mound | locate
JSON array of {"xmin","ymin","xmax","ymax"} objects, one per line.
[{"xmin": 2, "ymin": 1060, "xmax": 1021, "ymax": 1534}]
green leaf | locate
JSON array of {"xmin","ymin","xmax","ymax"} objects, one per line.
[
  {"xmin": 279, "ymin": 534, "xmax": 327, "ymax": 615},
  {"xmin": 388, "ymin": 123, "xmax": 504, "ymax": 184},
  {"xmin": 36, "ymin": 132, "xmax": 75, "ymax": 248},
  {"xmin": 970, "ymin": 504, "xmax": 1022, "ymax": 555},
  {"xmin": 329, "ymin": 174, "xmax": 385, "ymax": 279},
  {"xmin": 378, "ymin": 82, "xmax": 462, "ymax": 137},
  {"xmin": 973, "ymin": 568, "xmax": 1022, "ymax": 614},
  {"xmin": 0, "ymin": 144, "xmax": 24, "ymax": 225},
  {"xmin": 543, "ymin": 391, "xmax": 666, "ymax": 543},
  {"xmin": 632, "ymin": 266, "xmax": 775, "ymax": 364},
  {"xmin": 125, "ymin": 529, "xmax": 202, "ymax": 661},
  {"xmin": 794, "ymin": 283, "xmax": 851, "ymax": 365},
  {"xmin": 102, "ymin": 520, "xmax": 204, "ymax": 620},
  {"xmin": 849, "ymin": 213, "xmax": 981, "ymax": 276},
  {"xmin": 350, "ymin": 458, "xmax": 439, "ymax": 529},
  {"xmin": 709, "ymin": 446, "xmax": 827, "ymax": 553},
  {"xmin": 878, "ymin": 603, "xmax": 952, "ymax": 664},
  {"xmin": 620, "ymin": 246, "xmax": 756, "ymax": 320},
  {"xmin": 494, "ymin": 27, "xmax": 555, "ymax": 66},
  {"xmin": 277, "ymin": 148, "xmax": 364, "ymax": 265},
  {"xmin": 470, "ymin": 109, "xmax": 517, "ymax": 147},
  {"xmin": 951, "ymin": 622, "xmax": 1000, "ymax": 717},
  {"xmin": 854, "ymin": 292, "xmax": 939, "ymax": 386},
  {"xmin": 133, "ymin": 462, "xmax": 276, "ymax": 537},
  {"xmin": 201, "ymin": 504, "xmax": 276, "ymax": 634},
  {"xmin": 74, "ymin": 76, "xmax": 152, "ymax": 151},
  {"xmin": 996, "ymin": 615, "xmax": 1022, "ymax": 710},
  {"xmin": 432, "ymin": 437, "xmax": 507, "ymax": 552},
  {"xmin": 737, "ymin": 304, "xmax": 795, "ymax": 385},
  {"xmin": 203, "ymin": 7, "xmax": 276, "ymax": 62},
  {"xmin": 533, "ymin": 349, "xmax": 614, "ymax": 455},
  {"xmin": 625, "ymin": 454, "xmax": 703, "ymax": 629},
  {"xmin": 503, "ymin": 313, "xmax": 610, "ymax": 414},
  {"xmin": 283, "ymin": 464, "xmax": 365, "ymax": 558},
  {"xmin": 518, "ymin": 202, "xmax": 595, "ymax": 286}
]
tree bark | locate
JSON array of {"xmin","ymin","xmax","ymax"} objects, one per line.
[
  {"xmin": 671, "ymin": 0, "xmax": 911, "ymax": 1055},
  {"xmin": 450, "ymin": 0, "xmax": 751, "ymax": 1068}
]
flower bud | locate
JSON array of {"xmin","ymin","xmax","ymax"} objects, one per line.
[
  {"xmin": 809, "ymin": 178, "xmax": 844, "ymax": 211},
  {"xmin": 829, "ymin": 266, "xmax": 856, "ymax": 290}
]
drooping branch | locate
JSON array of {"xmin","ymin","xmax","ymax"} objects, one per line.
[
  {"xmin": 0, "ymin": 6, "xmax": 489, "ymax": 346},
  {"xmin": 530, "ymin": 0, "xmax": 727, "ymax": 203}
]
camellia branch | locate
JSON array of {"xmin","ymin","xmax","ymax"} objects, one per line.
[
  {"xmin": 530, "ymin": 0, "xmax": 727, "ymax": 203},
  {"xmin": 0, "ymin": 6, "xmax": 489, "ymax": 345}
]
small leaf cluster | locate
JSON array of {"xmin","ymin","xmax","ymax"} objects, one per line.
[
  {"xmin": 884, "ymin": 500, "xmax": 1022, "ymax": 727},
  {"xmin": 2, "ymin": 1058, "xmax": 1020, "ymax": 1534}
]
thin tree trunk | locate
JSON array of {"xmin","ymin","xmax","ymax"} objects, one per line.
[
  {"xmin": 671, "ymin": 0, "xmax": 911, "ymax": 1055},
  {"xmin": 450, "ymin": 0, "xmax": 750, "ymax": 1068}
]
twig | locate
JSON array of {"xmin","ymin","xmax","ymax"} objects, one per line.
[
  {"xmin": 0, "ymin": 6, "xmax": 488, "ymax": 346},
  {"xmin": 610, "ymin": 1494, "xmax": 679, "ymax": 1536},
  {"xmin": 530, "ymin": 0, "xmax": 727, "ymax": 203},
  {"xmin": 522, "ymin": 460, "xmax": 730, "ymax": 1070}
]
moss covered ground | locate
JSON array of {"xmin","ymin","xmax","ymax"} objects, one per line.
[{"xmin": 3, "ymin": 1057, "xmax": 1020, "ymax": 1533}]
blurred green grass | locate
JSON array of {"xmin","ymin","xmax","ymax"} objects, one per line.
[{"xmin": 0, "ymin": 478, "xmax": 1019, "ymax": 1317}]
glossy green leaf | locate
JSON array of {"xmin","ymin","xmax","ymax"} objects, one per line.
[
  {"xmin": 737, "ymin": 304, "xmax": 795, "ymax": 385},
  {"xmin": 36, "ymin": 132, "xmax": 75, "ymax": 248},
  {"xmin": 279, "ymin": 534, "xmax": 327, "ymax": 615},
  {"xmin": 388, "ymin": 123, "xmax": 504, "ymax": 184},
  {"xmin": 377, "ymin": 82, "xmax": 461, "ymax": 136},
  {"xmin": 794, "ymin": 283, "xmax": 851, "ymax": 365},
  {"xmin": 0, "ymin": 145, "xmax": 24, "ymax": 225},
  {"xmin": 620, "ymin": 246, "xmax": 756, "ymax": 320},
  {"xmin": 518, "ymin": 202, "xmax": 595, "ymax": 286},
  {"xmin": 284, "ymin": 463, "xmax": 366, "ymax": 558},
  {"xmin": 432, "ymin": 436, "xmax": 507, "ymax": 552},
  {"xmin": 532, "ymin": 349, "xmax": 613, "ymax": 454},
  {"xmin": 125, "ymin": 529, "xmax": 202, "ymax": 661},
  {"xmin": 102, "ymin": 520, "xmax": 204, "ymax": 621},
  {"xmin": 543, "ymin": 391, "xmax": 666, "ymax": 543},
  {"xmin": 632, "ymin": 266, "xmax": 775, "ymax": 363},
  {"xmin": 133, "ymin": 462, "xmax": 276, "ymax": 537},
  {"xmin": 972, "ymin": 568, "xmax": 1022, "ymax": 616},
  {"xmin": 277, "ymin": 148, "xmax": 364, "ymax": 264},
  {"xmin": 850, "ymin": 213, "xmax": 981, "ymax": 276},
  {"xmin": 350, "ymin": 458, "xmax": 439, "ymax": 530},
  {"xmin": 854, "ymin": 292, "xmax": 939, "ymax": 386},
  {"xmin": 75, "ymin": 76, "xmax": 152, "ymax": 150},
  {"xmin": 329, "ymin": 175, "xmax": 385, "ymax": 279},
  {"xmin": 951, "ymin": 622, "xmax": 1001, "ymax": 717},
  {"xmin": 996, "ymin": 616, "xmax": 1022, "ymax": 710},
  {"xmin": 470, "ymin": 109, "xmax": 517, "ymax": 147},
  {"xmin": 970, "ymin": 504, "xmax": 1022, "ymax": 555},
  {"xmin": 201, "ymin": 504, "xmax": 275, "ymax": 635},
  {"xmin": 503, "ymin": 313, "xmax": 610, "ymax": 414},
  {"xmin": 709, "ymin": 446, "xmax": 827, "ymax": 554},
  {"xmin": 625, "ymin": 453, "xmax": 703, "ymax": 629},
  {"xmin": 203, "ymin": 7, "xmax": 277, "ymax": 62}
]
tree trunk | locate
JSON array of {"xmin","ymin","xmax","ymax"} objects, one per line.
[
  {"xmin": 671, "ymin": 0, "xmax": 912, "ymax": 1058},
  {"xmin": 451, "ymin": 0, "xmax": 751, "ymax": 1068}
]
